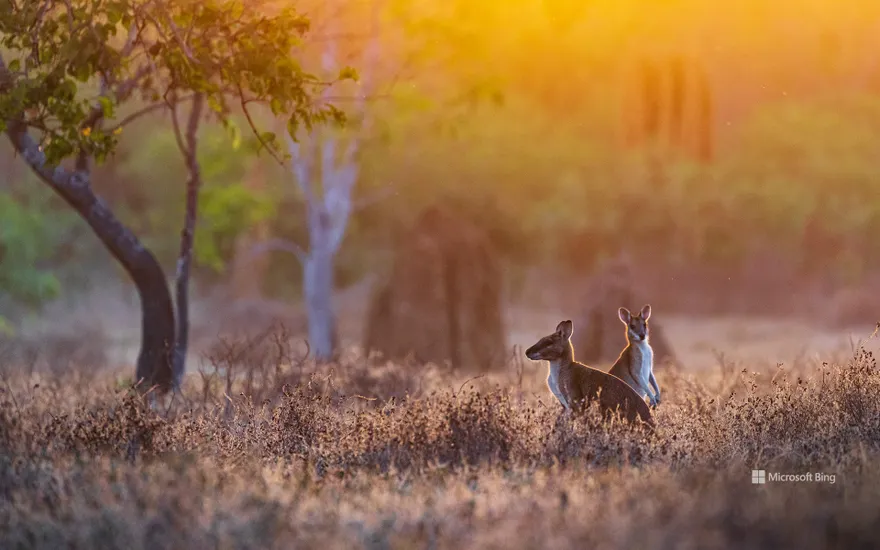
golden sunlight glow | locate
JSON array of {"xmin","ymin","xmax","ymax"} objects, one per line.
[{"xmin": 404, "ymin": 0, "xmax": 880, "ymax": 144}]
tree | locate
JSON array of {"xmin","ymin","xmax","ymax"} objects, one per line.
[
  {"xmin": 282, "ymin": 0, "xmax": 382, "ymax": 361},
  {"xmin": 276, "ymin": 0, "xmax": 509, "ymax": 361},
  {"xmin": 168, "ymin": 91, "xmax": 204, "ymax": 386},
  {"xmin": 0, "ymin": 0, "xmax": 351, "ymax": 392}
]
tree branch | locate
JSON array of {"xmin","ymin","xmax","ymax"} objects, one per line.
[
  {"xmin": 287, "ymin": 133, "xmax": 315, "ymax": 208},
  {"xmin": 172, "ymin": 92, "xmax": 205, "ymax": 386},
  {"xmin": 165, "ymin": 11, "xmax": 199, "ymax": 64},
  {"xmin": 76, "ymin": 64, "xmax": 153, "ymax": 171},
  {"xmin": 342, "ymin": 0, "xmax": 383, "ymax": 167},
  {"xmin": 107, "ymin": 94, "xmax": 197, "ymax": 133},
  {"xmin": 120, "ymin": 21, "xmax": 145, "ymax": 58},
  {"xmin": 353, "ymin": 185, "xmax": 398, "ymax": 212},
  {"xmin": 324, "ymin": 0, "xmax": 384, "ymax": 254},
  {"xmin": 239, "ymin": 88, "xmax": 285, "ymax": 165},
  {"xmin": 244, "ymin": 237, "xmax": 307, "ymax": 264},
  {"xmin": 168, "ymin": 92, "xmax": 189, "ymax": 158}
]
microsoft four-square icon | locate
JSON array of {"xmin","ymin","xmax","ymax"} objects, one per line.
[{"xmin": 752, "ymin": 470, "xmax": 766, "ymax": 484}]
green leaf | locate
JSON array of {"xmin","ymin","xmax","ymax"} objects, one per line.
[
  {"xmin": 207, "ymin": 95, "xmax": 225, "ymax": 115},
  {"xmin": 270, "ymin": 97, "xmax": 283, "ymax": 115},
  {"xmin": 223, "ymin": 119, "xmax": 242, "ymax": 150},
  {"xmin": 8, "ymin": 59, "xmax": 20, "ymax": 72},
  {"xmin": 338, "ymin": 66, "xmax": 359, "ymax": 82},
  {"xmin": 98, "ymin": 96, "xmax": 114, "ymax": 118},
  {"xmin": 106, "ymin": 5, "xmax": 123, "ymax": 25},
  {"xmin": 259, "ymin": 131, "xmax": 277, "ymax": 151}
]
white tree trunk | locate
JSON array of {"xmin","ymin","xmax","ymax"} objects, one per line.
[
  {"xmin": 304, "ymin": 245, "xmax": 337, "ymax": 360},
  {"xmin": 288, "ymin": 0, "xmax": 382, "ymax": 361}
]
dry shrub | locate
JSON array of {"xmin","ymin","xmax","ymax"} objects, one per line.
[
  {"xmin": 3, "ymin": 336, "xmax": 880, "ymax": 548},
  {"xmin": 573, "ymin": 252, "xmax": 677, "ymax": 366},
  {"xmin": 195, "ymin": 325, "xmax": 444, "ymax": 409},
  {"xmin": 364, "ymin": 204, "xmax": 506, "ymax": 371}
]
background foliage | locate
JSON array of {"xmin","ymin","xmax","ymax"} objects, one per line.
[{"xmin": 3, "ymin": 0, "xmax": 880, "ymax": 317}]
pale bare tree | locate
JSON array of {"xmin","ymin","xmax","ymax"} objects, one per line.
[{"xmin": 286, "ymin": 0, "xmax": 384, "ymax": 360}]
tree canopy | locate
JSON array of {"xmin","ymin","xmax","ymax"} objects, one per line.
[{"xmin": 0, "ymin": 0, "xmax": 353, "ymax": 165}]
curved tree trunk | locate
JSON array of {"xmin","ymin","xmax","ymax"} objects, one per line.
[{"xmin": 5, "ymin": 120, "xmax": 175, "ymax": 393}]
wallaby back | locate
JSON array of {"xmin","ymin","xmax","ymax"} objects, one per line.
[{"xmin": 569, "ymin": 361, "xmax": 654, "ymax": 426}]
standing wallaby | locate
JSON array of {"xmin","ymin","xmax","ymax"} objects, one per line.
[
  {"xmin": 609, "ymin": 305, "xmax": 661, "ymax": 407},
  {"xmin": 525, "ymin": 320, "xmax": 654, "ymax": 426}
]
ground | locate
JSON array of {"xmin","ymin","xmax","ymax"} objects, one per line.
[{"xmin": 3, "ymin": 287, "xmax": 880, "ymax": 549}]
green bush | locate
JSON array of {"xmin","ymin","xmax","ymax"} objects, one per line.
[{"xmin": 0, "ymin": 184, "xmax": 78, "ymax": 323}]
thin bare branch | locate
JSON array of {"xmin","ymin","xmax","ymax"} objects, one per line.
[
  {"xmin": 342, "ymin": 0, "xmax": 383, "ymax": 166},
  {"xmin": 185, "ymin": 95, "xmax": 203, "ymax": 168},
  {"xmin": 287, "ymin": 133, "xmax": 315, "ymax": 206},
  {"xmin": 108, "ymin": 94, "xmax": 197, "ymax": 133},
  {"xmin": 61, "ymin": 0, "xmax": 75, "ymax": 33},
  {"xmin": 240, "ymin": 94, "xmax": 284, "ymax": 165},
  {"xmin": 352, "ymin": 185, "xmax": 398, "ymax": 212},
  {"xmin": 173, "ymin": 91, "xmax": 205, "ymax": 386},
  {"xmin": 245, "ymin": 237, "xmax": 307, "ymax": 264},
  {"xmin": 167, "ymin": 92, "xmax": 189, "ymax": 158},
  {"xmin": 119, "ymin": 22, "xmax": 142, "ymax": 58},
  {"xmin": 166, "ymin": 14, "xmax": 198, "ymax": 64}
]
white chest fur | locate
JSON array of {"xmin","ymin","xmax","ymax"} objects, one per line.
[
  {"xmin": 633, "ymin": 341, "xmax": 654, "ymax": 378},
  {"xmin": 547, "ymin": 366, "xmax": 569, "ymax": 409}
]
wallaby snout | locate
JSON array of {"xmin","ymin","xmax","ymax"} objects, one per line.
[
  {"xmin": 525, "ymin": 346, "xmax": 541, "ymax": 361},
  {"xmin": 525, "ymin": 339, "xmax": 556, "ymax": 361}
]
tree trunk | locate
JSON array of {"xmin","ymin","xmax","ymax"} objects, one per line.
[
  {"xmin": 172, "ymin": 94, "xmax": 204, "ymax": 388},
  {"xmin": 303, "ymin": 247, "xmax": 337, "ymax": 361},
  {"xmin": 5, "ymin": 120, "xmax": 175, "ymax": 393}
]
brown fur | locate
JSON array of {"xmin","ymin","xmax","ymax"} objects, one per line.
[{"xmin": 525, "ymin": 320, "xmax": 654, "ymax": 427}]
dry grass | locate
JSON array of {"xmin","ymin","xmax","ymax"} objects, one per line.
[{"xmin": 2, "ymin": 326, "xmax": 880, "ymax": 549}]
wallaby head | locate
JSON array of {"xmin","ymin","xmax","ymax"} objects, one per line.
[
  {"xmin": 525, "ymin": 320, "xmax": 573, "ymax": 361},
  {"xmin": 618, "ymin": 304, "xmax": 652, "ymax": 343}
]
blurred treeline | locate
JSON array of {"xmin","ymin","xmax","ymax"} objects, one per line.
[{"xmin": 2, "ymin": 0, "xmax": 880, "ymax": 319}]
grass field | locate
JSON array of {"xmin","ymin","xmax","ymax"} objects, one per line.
[{"xmin": 2, "ymin": 311, "xmax": 880, "ymax": 549}]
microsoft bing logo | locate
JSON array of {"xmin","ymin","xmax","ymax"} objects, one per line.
[{"xmin": 751, "ymin": 469, "xmax": 766, "ymax": 484}]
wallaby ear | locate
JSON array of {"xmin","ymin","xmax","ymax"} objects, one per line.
[
  {"xmin": 555, "ymin": 320, "xmax": 573, "ymax": 340},
  {"xmin": 618, "ymin": 307, "xmax": 631, "ymax": 324},
  {"xmin": 641, "ymin": 304, "xmax": 652, "ymax": 320}
]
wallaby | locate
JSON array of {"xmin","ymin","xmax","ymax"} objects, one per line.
[
  {"xmin": 609, "ymin": 304, "xmax": 661, "ymax": 407},
  {"xmin": 525, "ymin": 320, "xmax": 654, "ymax": 427}
]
